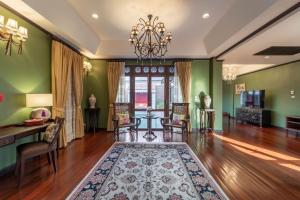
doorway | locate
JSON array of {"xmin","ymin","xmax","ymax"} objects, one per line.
[{"xmin": 125, "ymin": 65, "xmax": 175, "ymax": 130}]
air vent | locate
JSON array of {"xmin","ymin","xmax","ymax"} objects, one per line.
[{"xmin": 254, "ymin": 46, "xmax": 300, "ymax": 56}]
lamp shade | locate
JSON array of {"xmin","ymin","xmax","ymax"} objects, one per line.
[
  {"xmin": 5, "ymin": 18, "xmax": 18, "ymax": 35},
  {"xmin": 17, "ymin": 26, "xmax": 28, "ymax": 41},
  {"xmin": 0, "ymin": 15, "xmax": 4, "ymax": 29},
  {"xmin": 26, "ymin": 94, "xmax": 53, "ymax": 107}
]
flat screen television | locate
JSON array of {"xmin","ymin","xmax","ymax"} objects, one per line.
[{"xmin": 240, "ymin": 90, "xmax": 265, "ymax": 108}]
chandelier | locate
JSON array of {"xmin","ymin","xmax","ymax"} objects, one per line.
[
  {"xmin": 129, "ymin": 14, "xmax": 172, "ymax": 60},
  {"xmin": 223, "ymin": 66, "xmax": 237, "ymax": 82},
  {"xmin": 0, "ymin": 15, "xmax": 28, "ymax": 56}
]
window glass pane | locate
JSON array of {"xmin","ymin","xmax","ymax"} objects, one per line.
[
  {"xmin": 116, "ymin": 76, "xmax": 130, "ymax": 102},
  {"xmin": 151, "ymin": 66, "xmax": 157, "ymax": 73},
  {"xmin": 135, "ymin": 66, "xmax": 141, "ymax": 73},
  {"xmin": 135, "ymin": 77, "xmax": 148, "ymax": 109},
  {"xmin": 125, "ymin": 67, "xmax": 130, "ymax": 73},
  {"xmin": 134, "ymin": 110, "xmax": 147, "ymax": 128},
  {"xmin": 143, "ymin": 66, "xmax": 149, "ymax": 73},
  {"xmin": 151, "ymin": 111, "xmax": 164, "ymax": 129},
  {"xmin": 151, "ymin": 77, "xmax": 164, "ymax": 109},
  {"xmin": 158, "ymin": 66, "xmax": 165, "ymax": 73},
  {"xmin": 169, "ymin": 66, "xmax": 175, "ymax": 73}
]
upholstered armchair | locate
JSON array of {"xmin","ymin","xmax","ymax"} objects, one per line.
[
  {"xmin": 160, "ymin": 103, "xmax": 190, "ymax": 135},
  {"xmin": 112, "ymin": 103, "xmax": 141, "ymax": 139}
]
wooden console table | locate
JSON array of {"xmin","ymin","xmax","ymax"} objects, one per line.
[
  {"xmin": 0, "ymin": 124, "xmax": 49, "ymax": 147},
  {"xmin": 286, "ymin": 116, "xmax": 300, "ymax": 137}
]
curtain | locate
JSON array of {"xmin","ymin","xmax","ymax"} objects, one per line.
[
  {"xmin": 72, "ymin": 53, "xmax": 84, "ymax": 139},
  {"xmin": 52, "ymin": 40, "xmax": 84, "ymax": 147},
  {"xmin": 65, "ymin": 72, "xmax": 76, "ymax": 142},
  {"xmin": 175, "ymin": 61, "xmax": 192, "ymax": 129},
  {"xmin": 51, "ymin": 40, "xmax": 72, "ymax": 147},
  {"xmin": 173, "ymin": 67, "xmax": 183, "ymax": 103},
  {"xmin": 107, "ymin": 62, "xmax": 125, "ymax": 131},
  {"xmin": 175, "ymin": 61, "xmax": 191, "ymax": 103},
  {"xmin": 116, "ymin": 67, "xmax": 130, "ymax": 102}
]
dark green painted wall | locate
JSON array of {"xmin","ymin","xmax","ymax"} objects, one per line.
[
  {"xmin": 211, "ymin": 59, "xmax": 223, "ymax": 131},
  {"xmin": 83, "ymin": 60, "xmax": 109, "ymax": 128},
  {"xmin": 0, "ymin": 5, "xmax": 51, "ymax": 170},
  {"xmin": 223, "ymin": 61, "xmax": 300, "ymax": 128}
]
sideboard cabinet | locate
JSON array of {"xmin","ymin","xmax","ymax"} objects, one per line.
[{"xmin": 236, "ymin": 107, "xmax": 271, "ymax": 127}]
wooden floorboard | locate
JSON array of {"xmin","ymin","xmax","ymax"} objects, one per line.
[{"xmin": 1, "ymin": 119, "xmax": 300, "ymax": 200}]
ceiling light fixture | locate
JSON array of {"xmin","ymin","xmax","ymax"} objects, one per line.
[
  {"xmin": 129, "ymin": 14, "xmax": 173, "ymax": 61},
  {"xmin": 92, "ymin": 13, "xmax": 99, "ymax": 19},
  {"xmin": 264, "ymin": 56, "xmax": 270, "ymax": 59},
  {"xmin": 0, "ymin": 15, "xmax": 28, "ymax": 56},
  {"xmin": 202, "ymin": 13, "xmax": 210, "ymax": 19},
  {"xmin": 223, "ymin": 66, "xmax": 237, "ymax": 82}
]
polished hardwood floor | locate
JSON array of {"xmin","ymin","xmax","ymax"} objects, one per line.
[{"xmin": 1, "ymin": 119, "xmax": 300, "ymax": 200}]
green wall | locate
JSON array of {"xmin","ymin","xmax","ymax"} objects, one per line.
[
  {"xmin": 210, "ymin": 59, "xmax": 223, "ymax": 131},
  {"xmin": 190, "ymin": 60, "xmax": 210, "ymax": 129},
  {"xmin": 222, "ymin": 61, "xmax": 300, "ymax": 128},
  {"xmin": 0, "ymin": 5, "xmax": 51, "ymax": 170},
  {"xmin": 83, "ymin": 60, "xmax": 109, "ymax": 128}
]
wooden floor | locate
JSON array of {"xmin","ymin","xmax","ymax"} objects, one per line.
[{"xmin": 1, "ymin": 119, "xmax": 300, "ymax": 200}]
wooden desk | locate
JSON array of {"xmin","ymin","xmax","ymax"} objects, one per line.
[{"xmin": 0, "ymin": 124, "xmax": 49, "ymax": 147}]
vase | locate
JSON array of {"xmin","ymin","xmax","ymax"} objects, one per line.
[
  {"xmin": 89, "ymin": 94, "xmax": 96, "ymax": 109},
  {"xmin": 204, "ymin": 95, "xmax": 211, "ymax": 109}
]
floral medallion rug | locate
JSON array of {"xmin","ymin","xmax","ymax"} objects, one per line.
[{"xmin": 67, "ymin": 143, "xmax": 229, "ymax": 200}]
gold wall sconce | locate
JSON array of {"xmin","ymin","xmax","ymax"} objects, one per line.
[
  {"xmin": 83, "ymin": 61, "xmax": 92, "ymax": 75},
  {"xmin": 0, "ymin": 15, "xmax": 28, "ymax": 56}
]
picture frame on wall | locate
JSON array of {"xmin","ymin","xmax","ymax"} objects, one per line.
[{"xmin": 235, "ymin": 83, "xmax": 246, "ymax": 95}]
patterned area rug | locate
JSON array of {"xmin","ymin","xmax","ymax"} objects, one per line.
[{"xmin": 67, "ymin": 143, "xmax": 229, "ymax": 200}]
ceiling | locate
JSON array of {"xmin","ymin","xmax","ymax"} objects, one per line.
[
  {"xmin": 0, "ymin": 0, "xmax": 299, "ymax": 74},
  {"xmin": 222, "ymin": 6, "xmax": 300, "ymax": 75}
]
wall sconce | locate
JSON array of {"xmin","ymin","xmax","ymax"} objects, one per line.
[
  {"xmin": 0, "ymin": 15, "xmax": 28, "ymax": 56},
  {"xmin": 83, "ymin": 61, "xmax": 92, "ymax": 74}
]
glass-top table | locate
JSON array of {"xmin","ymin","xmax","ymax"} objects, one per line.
[{"xmin": 142, "ymin": 115, "xmax": 158, "ymax": 140}]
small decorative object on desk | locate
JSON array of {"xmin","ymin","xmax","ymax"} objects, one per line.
[
  {"xmin": 204, "ymin": 95, "xmax": 211, "ymax": 109},
  {"xmin": 24, "ymin": 118, "xmax": 44, "ymax": 126},
  {"xmin": 89, "ymin": 94, "xmax": 96, "ymax": 109}
]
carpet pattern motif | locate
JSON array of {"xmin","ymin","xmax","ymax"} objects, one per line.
[{"xmin": 67, "ymin": 143, "xmax": 228, "ymax": 200}]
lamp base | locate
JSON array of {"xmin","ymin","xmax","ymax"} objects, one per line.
[{"xmin": 30, "ymin": 108, "xmax": 51, "ymax": 120}]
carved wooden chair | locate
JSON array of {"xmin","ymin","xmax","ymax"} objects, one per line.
[
  {"xmin": 112, "ymin": 103, "xmax": 141, "ymax": 140},
  {"xmin": 16, "ymin": 117, "xmax": 64, "ymax": 187},
  {"xmin": 160, "ymin": 103, "xmax": 190, "ymax": 135}
]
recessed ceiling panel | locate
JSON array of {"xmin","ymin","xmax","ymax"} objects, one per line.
[{"xmin": 254, "ymin": 46, "xmax": 300, "ymax": 55}]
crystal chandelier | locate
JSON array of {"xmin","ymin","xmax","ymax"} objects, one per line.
[
  {"xmin": 0, "ymin": 15, "xmax": 28, "ymax": 56},
  {"xmin": 223, "ymin": 66, "xmax": 237, "ymax": 82},
  {"xmin": 129, "ymin": 14, "xmax": 172, "ymax": 60}
]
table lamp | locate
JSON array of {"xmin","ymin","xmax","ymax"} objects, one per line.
[{"xmin": 26, "ymin": 94, "xmax": 53, "ymax": 120}]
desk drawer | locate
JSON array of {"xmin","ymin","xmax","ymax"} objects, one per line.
[{"xmin": 0, "ymin": 136, "xmax": 15, "ymax": 147}]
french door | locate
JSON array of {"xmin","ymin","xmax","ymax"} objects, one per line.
[{"xmin": 125, "ymin": 65, "xmax": 175, "ymax": 130}]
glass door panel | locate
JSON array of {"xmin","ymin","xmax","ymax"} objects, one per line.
[
  {"xmin": 151, "ymin": 77, "xmax": 165, "ymax": 110},
  {"xmin": 134, "ymin": 77, "xmax": 148, "ymax": 129},
  {"xmin": 151, "ymin": 77, "xmax": 165, "ymax": 129},
  {"xmin": 135, "ymin": 77, "xmax": 148, "ymax": 109}
]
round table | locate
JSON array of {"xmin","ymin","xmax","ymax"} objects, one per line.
[{"xmin": 142, "ymin": 115, "xmax": 158, "ymax": 139}]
